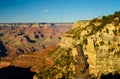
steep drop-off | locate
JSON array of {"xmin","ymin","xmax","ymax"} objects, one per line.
[{"xmin": 35, "ymin": 11, "xmax": 120, "ymax": 79}]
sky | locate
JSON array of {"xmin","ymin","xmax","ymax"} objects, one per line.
[{"xmin": 0, "ymin": 0, "xmax": 120, "ymax": 23}]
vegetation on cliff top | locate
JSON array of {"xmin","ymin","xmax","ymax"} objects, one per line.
[{"xmin": 35, "ymin": 11, "xmax": 120, "ymax": 79}]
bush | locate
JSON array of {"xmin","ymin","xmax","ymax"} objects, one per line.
[
  {"xmin": 83, "ymin": 37, "xmax": 88, "ymax": 45},
  {"xmin": 100, "ymin": 41, "xmax": 104, "ymax": 46}
]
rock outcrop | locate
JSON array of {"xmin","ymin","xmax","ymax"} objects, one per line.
[{"xmin": 35, "ymin": 11, "xmax": 120, "ymax": 79}]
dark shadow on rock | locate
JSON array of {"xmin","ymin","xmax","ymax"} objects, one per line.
[
  {"xmin": 51, "ymin": 23, "xmax": 55, "ymax": 27},
  {"xmin": 100, "ymin": 72, "xmax": 120, "ymax": 79},
  {"xmin": 0, "ymin": 66, "xmax": 36, "ymax": 79},
  {"xmin": 17, "ymin": 32, "xmax": 24, "ymax": 35},
  {"xmin": 40, "ymin": 34, "xmax": 44, "ymax": 38},
  {"xmin": 35, "ymin": 34, "xmax": 39, "ymax": 39},
  {"xmin": 61, "ymin": 76, "xmax": 66, "ymax": 79},
  {"xmin": 0, "ymin": 39, "xmax": 7, "ymax": 57},
  {"xmin": 24, "ymin": 36, "xmax": 36, "ymax": 43},
  {"xmin": 17, "ymin": 48, "xmax": 25, "ymax": 55},
  {"xmin": 0, "ymin": 33, "xmax": 4, "ymax": 37}
]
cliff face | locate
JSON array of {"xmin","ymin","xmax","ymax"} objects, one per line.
[
  {"xmin": 65, "ymin": 13, "xmax": 120, "ymax": 77},
  {"xmin": 71, "ymin": 21, "xmax": 120, "ymax": 76},
  {"xmin": 35, "ymin": 11, "xmax": 120, "ymax": 79},
  {"xmin": 62, "ymin": 12, "xmax": 120, "ymax": 77}
]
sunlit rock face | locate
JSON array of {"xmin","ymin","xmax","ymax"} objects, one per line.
[
  {"xmin": 72, "ymin": 20, "xmax": 90, "ymax": 29},
  {"xmin": 62, "ymin": 12, "xmax": 120, "ymax": 77},
  {"xmin": 34, "ymin": 11, "xmax": 120, "ymax": 79}
]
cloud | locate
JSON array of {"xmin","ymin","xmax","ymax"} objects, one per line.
[{"xmin": 43, "ymin": 10, "xmax": 48, "ymax": 13}]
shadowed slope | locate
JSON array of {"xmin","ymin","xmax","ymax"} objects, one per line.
[
  {"xmin": 0, "ymin": 66, "xmax": 35, "ymax": 79},
  {"xmin": 100, "ymin": 72, "xmax": 120, "ymax": 79},
  {"xmin": 0, "ymin": 39, "xmax": 7, "ymax": 57}
]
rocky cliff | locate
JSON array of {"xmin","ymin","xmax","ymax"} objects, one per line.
[{"xmin": 35, "ymin": 11, "xmax": 120, "ymax": 79}]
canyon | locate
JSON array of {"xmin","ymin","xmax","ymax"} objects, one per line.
[
  {"xmin": 34, "ymin": 11, "xmax": 120, "ymax": 79},
  {"xmin": 0, "ymin": 11, "xmax": 120, "ymax": 79},
  {"xmin": 0, "ymin": 23, "xmax": 72, "ymax": 68}
]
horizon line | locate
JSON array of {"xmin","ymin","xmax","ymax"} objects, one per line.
[{"xmin": 0, "ymin": 20, "xmax": 90, "ymax": 24}]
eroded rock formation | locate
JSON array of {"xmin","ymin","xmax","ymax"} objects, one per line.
[
  {"xmin": 35, "ymin": 11, "xmax": 120, "ymax": 79},
  {"xmin": 0, "ymin": 23, "xmax": 72, "ymax": 60}
]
